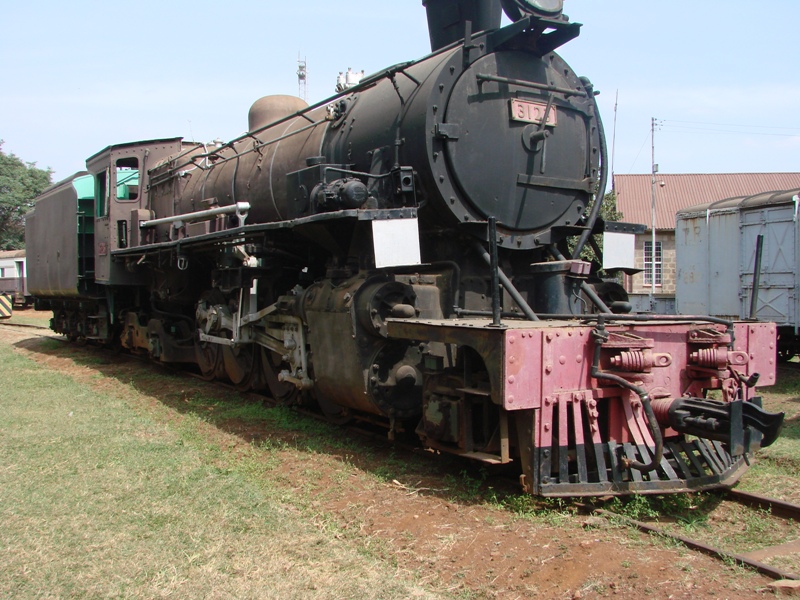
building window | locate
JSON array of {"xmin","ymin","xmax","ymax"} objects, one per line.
[{"xmin": 644, "ymin": 240, "xmax": 662, "ymax": 286}]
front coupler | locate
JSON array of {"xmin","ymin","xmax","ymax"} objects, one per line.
[{"xmin": 651, "ymin": 397, "xmax": 784, "ymax": 456}]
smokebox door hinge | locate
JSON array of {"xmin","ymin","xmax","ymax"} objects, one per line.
[{"xmin": 434, "ymin": 123, "xmax": 461, "ymax": 140}]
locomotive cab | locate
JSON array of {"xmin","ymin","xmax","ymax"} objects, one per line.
[{"xmin": 85, "ymin": 138, "xmax": 184, "ymax": 283}]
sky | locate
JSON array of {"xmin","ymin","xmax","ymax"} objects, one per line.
[{"xmin": 1, "ymin": 1, "xmax": 798, "ymax": 184}]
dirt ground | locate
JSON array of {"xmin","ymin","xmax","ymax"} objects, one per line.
[{"xmin": 0, "ymin": 315, "xmax": 785, "ymax": 599}]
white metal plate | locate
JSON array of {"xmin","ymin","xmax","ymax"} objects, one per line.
[
  {"xmin": 603, "ymin": 231, "xmax": 635, "ymax": 270},
  {"xmin": 372, "ymin": 218, "xmax": 422, "ymax": 268}
]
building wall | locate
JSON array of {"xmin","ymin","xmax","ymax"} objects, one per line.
[{"xmin": 626, "ymin": 231, "xmax": 676, "ymax": 295}]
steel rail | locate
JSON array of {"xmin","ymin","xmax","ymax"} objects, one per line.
[
  {"xmin": 594, "ymin": 491, "xmax": 800, "ymax": 581},
  {"xmin": 0, "ymin": 321, "xmax": 54, "ymax": 332},
  {"xmin": 727, "ymin": 489, "xmax": 800, "ymax": 522},
  {"xmin": 0, "ymin": 322, "xmax": 47, "ymax": 329},
  {"xmin": 593, "ymin": 508, "xmax": 799, "ymax": 581}
]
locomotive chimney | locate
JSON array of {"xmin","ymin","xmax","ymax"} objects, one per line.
[{"xmin": 422, "ymin": 0, "xmax": 502, "ymax": 52}]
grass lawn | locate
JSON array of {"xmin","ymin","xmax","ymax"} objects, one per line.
[
  {"xmin": 0, "ymin": 339, "xmax": 442, "ymax": 599},
  {"xmin": 2, "ymin": 316, "xmax": 799, "ymax": 597},
  {"xmin": 736, "ymin": 361, "xmax": 800, "ymax": 501}
]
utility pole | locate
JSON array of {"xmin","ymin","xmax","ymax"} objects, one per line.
[{"xmin": 650, "ymin": 117, "xmax": 658, "ymax": 311}]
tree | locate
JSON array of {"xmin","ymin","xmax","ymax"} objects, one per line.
[
  {"xmin": 0, "ymin": 142, "xmax": 53, "ymax": 250},
  {"xmin": 570, "ymin": 190, "xmax": 624, "ymax": 267},
  {"xmin": 590, "ymin": 190, "xmax": 625, "ymax": 280},
  {"xmin": 598, "ymin": 190, "xmax": 623, "ymax": 223}
]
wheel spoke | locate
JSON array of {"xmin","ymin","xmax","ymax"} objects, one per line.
[
  {"xmin": 260, "ymin": 347, "xmax": 298, "ymax": 404},
  {"xmin": 223, "ymin": 345, "xmax": 258, "ymax": 390}
]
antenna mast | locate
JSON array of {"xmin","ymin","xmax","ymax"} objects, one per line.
[
  {"xmin": 297, "ymin": 55, "xmax": 308, "ymax": 102},
  {"xmin": 610, "ymin": 90, "xmax": 618, "ymax": 190}
]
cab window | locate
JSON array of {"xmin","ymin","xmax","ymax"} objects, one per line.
[
  {"xmin": 95, "ymin": 168, "xmax": 110, "ymax": 217},
  {"xmin": 115, "ymin": 157, "xmax": 140, "ymax": 202}
]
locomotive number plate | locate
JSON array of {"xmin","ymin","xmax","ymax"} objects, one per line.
[{"xmin": 510, "ymin": 99, "xmax": 557, "ymax": 126}]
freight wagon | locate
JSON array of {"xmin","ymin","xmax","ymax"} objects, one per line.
[{"xmin": 676, "ymin": 188, "xmax": 800, "ymax": 361}]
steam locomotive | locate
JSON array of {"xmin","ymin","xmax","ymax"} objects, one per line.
[{"xmin": 26, "ymin": 0, "xmax": 783, "ymax": 496}]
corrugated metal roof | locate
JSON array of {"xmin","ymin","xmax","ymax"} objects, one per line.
[
  {"xmin": 677, "ymin": 188, "xmax": 800, "ymax": 217},
  {"xmin": 613, "ymin": 173, "xmax": 800, "ymax": 230}
]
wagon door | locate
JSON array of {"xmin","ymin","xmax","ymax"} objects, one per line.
[
  {"xmin": 740, "ymin": 203, "xmax": 795, "ymax": 325},
  {"xmin": 15, "ymin": 259, "xmax": 25, "ymax": 300}
]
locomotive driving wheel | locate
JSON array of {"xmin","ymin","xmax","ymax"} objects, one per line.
[
  {"xmin": 195, "ymin": 342, "xmax": 222, "ymax": 380},
  {"xmin": 317, "ymin": 394, "xmax": 352, "ymax": 425},
  {"xmin": 195, "ymin": 291, "xmax": 225, "ymax": 380},
  {"xmin": 223, "ymin": 344, "xmax": 260, "ymax": 391},
  {"xmin": 260, "ymin": 347, "xmax": 299, "ymax": 404}
]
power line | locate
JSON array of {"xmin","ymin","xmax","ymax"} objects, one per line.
[
  {"xmin": 626, "ymin": 129, "xmax": 652, "ymax": 174},
  {"xmin": 661, "ymin": 124, "xmax": 799, "ymax": 137},
  {"xmin": 664, "ymin": 118, "xmax": 800, "ymax": 131},
  {"xmin": 624, "ymin": 116, "xmax": 799, "ymax": 174}
]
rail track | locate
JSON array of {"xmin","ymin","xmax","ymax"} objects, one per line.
[
  {"xmin": 0, "ymin": 320, "xmax": 63, "ymax": 340},
  {"xmin": 7, "ymin": 319, "xmax": 800, "ymax": 581},
  {"xmin": 155, "ymin": 356, "xmax": 800, "ymax": 580},
  {"xmin": 0, "ymin": 321, "xmax": 52, "ymax": 331},
  {"xmin": 593, "ymin": 489, "xmax": 800, "ymax": 581},
  {"xmin": 1, "ymin": 319, "xmax": 402, "ymax": 437}
]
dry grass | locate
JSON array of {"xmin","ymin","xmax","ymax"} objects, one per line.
[
  {"xmin": 738, "ymin": 362, "xmax": 800, "ymax": 502},
  {"xmin": 2, "ymin": 316, "xmax": 797, "ymax": 598},
  {"xmin": 2, "ymin": 308, "xmax": 51, "ymax": 327},
  {"xmin": 0, "ymin": 340, "xmax": 443, "ymax": 599}
]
